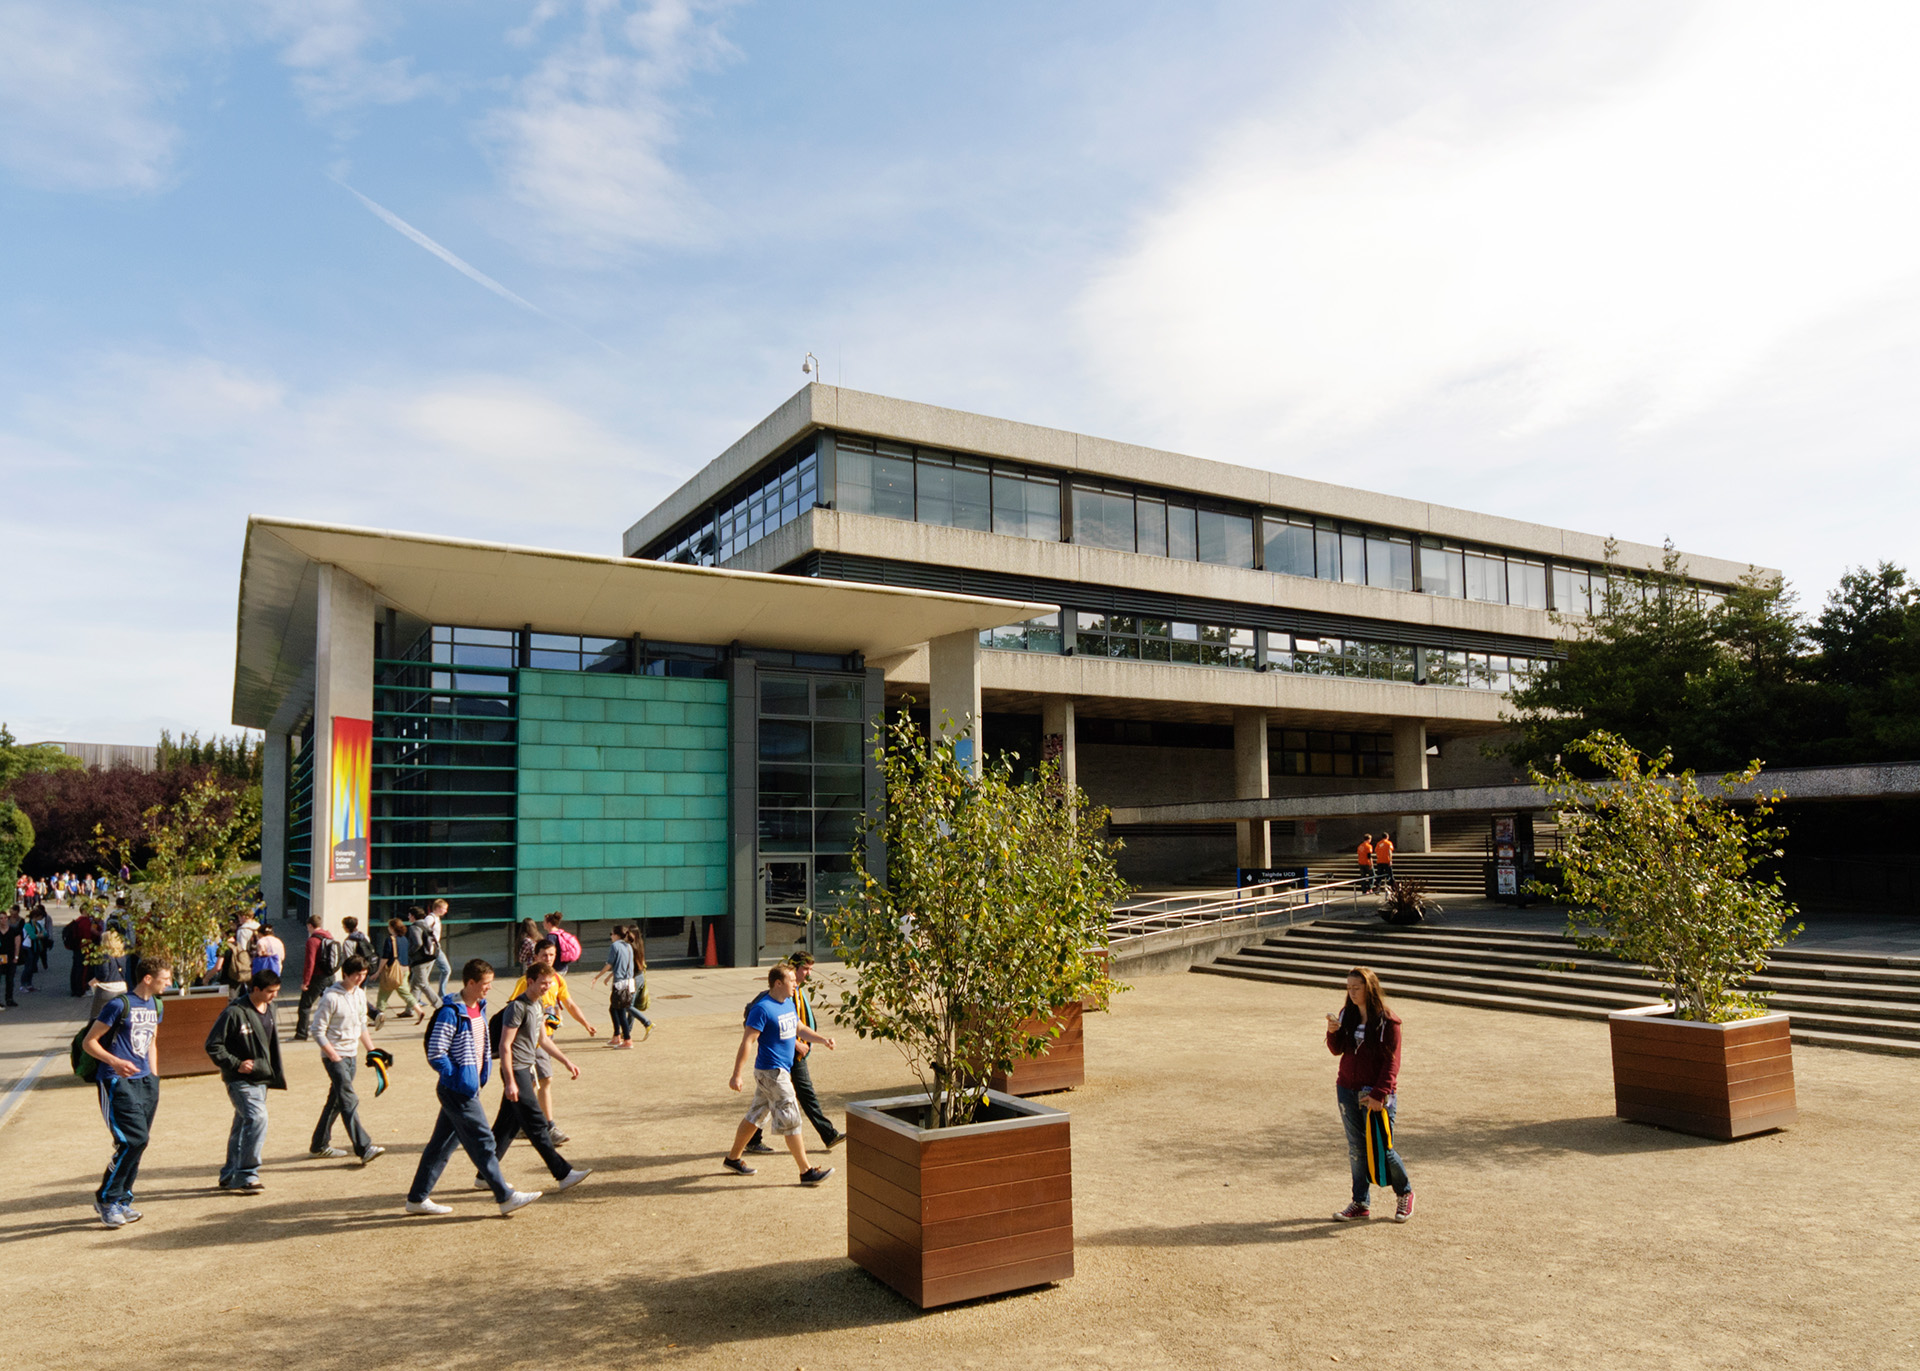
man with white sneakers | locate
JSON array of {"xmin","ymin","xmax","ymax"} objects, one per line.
[
  {"xmin": 483, "ymin": 962, "xmax": 589, "ymax": 1196},
  {"xmin": 309, "ymin": 955, "xmax": 385, "ymax": 1166},
  {"xmin": 404, "ymin": 959, "xmax": 538, "ymax": 1218}
]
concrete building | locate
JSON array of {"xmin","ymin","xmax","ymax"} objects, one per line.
[
  {"xmin": 29, "ymin": 741, "xmax": 158, "ymax": 771},
  {"xmin": 234, "ymin": 386, "xmax": 1763, "ymax": 965}
]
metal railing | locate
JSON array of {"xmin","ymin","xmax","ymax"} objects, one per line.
[{"xmin": 1109, "ymin": 875, "xmax": 1371, "ymax": 945}]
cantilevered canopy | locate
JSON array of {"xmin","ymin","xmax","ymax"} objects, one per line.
[{"xmin": 233, "ymin": 517, "xmax": 1054, "ymax": 730}]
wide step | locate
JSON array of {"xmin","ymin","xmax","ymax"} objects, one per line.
[{"xmin": 1195, "ymin": 918, "xmax": 1920, "ymax": 1055}]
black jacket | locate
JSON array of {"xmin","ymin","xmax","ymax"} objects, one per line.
[{"xmin": 205, "ymin": 996, "xmax": 287, "ymax": 1089}]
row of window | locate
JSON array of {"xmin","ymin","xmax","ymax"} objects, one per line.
[
  {"xmin": 1274, "ymin": 731, "xmax": 1396, "ymax": 778},
  {"xmin": 980, "ymin": 612, "xmax": 1551, "ymax": 691},
  {"xmin": 643, "ymin": 432, "xmax": 1730, "ymax": 614}
]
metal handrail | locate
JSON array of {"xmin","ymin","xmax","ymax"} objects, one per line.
[{"xmin": 1109, "ymin": 875, "xmax": 1371, "ymax": 944}]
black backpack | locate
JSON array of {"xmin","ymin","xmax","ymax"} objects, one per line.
[{"xmin": 312, "ymin": 936, "xmax": 343, "ymax": 977}]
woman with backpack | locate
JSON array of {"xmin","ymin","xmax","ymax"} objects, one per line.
[
  {"xmin": 1325, "ymin": 965, "xmax": 1415, "ymax": 1224},
  {"xmin": 252, "ymin": 924, "xmax": 285, "ymax": 977},
  {"xmin": 592, "ymin": 924, "xmax": 649, "ymax": 1048},
  {"xmin": 374, "ymin": 917, "xmax": 419, "ymax": 1020},
  {"xmin": 544, "ymin": 911, "xmax": 582, "ymax": 972}
]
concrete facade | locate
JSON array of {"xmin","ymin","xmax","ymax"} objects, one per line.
[{"xmin": 308, "ymin": 564, "xmax": 374, "ymax": 936}]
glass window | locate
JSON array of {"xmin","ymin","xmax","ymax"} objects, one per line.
[
  {"xmin": 1197, "ymin": 509, "xmax": 1255, "ymax": 568},
  {"xmin": 1367, "ymin": 532, "xmax": 1414, "ymax": 592},
  {"xmin": 915, "ymin": 452, "xmax": 955, "ymax": 527},
  {"xmin": 759, "ymin": 767, "xmax": 810, "ymax": 809},
  {"xmin": 1264, "ymin": 515, "xmax": 1316, "ymax": 578},
  {"xmin": 1168, "ymin": 502, "xmax": 1198, "ymax": 561},
  {"xmin": 1510, "ymin": 558, "xmax": 1548, "ymax": 610},
  {"xmin": 1552, "ymin": 565, "xmax": 1591, "ymax": 616},
  {"xmin": 815, "ymin": 679, "xmax": 862, "ymax": 718},
  {"xmin": 1421, "ymin": 542, "xmax": 1465, "ymax": 598},
  {"xmin": 872, "ymin": 448, "xmax": 915, "ymax": 521},
  {"xmin": 813, "ymin": 721, "xmax": 863, "ymax": 765},
  {"xmin": 981, "ymin": 613, "xmax": 1062, "ymax": 654},
  {"xmin": 1136, "ymin": 497, "xmax": 1168, "ymax": 558},
  {"xmin": 758, "ymin": 719, "xmax": 810, "ymax": 762},
  {"xmin": 1072, "ymin": 485, "xmax": 1135, "ymax": 552},
  {"xmin": 1340, "ymin": 530, "xmax": 1367, "ymax": 586},
  {"xmin": 814, "ymin": 766, "xmax": 864, "ymax": 809},
  {"xmin": 760, "ymin": 677, "xmax": 809, "ymax": 716},
  {"xmin": 951, "ymin": 456, "xmax": 991, "ymax": 532},
  {"xmin": 1315, "ymin": 525, "xmax": 1341, "ymax": 581},
  {"xmin": 1465, "ymin": 551, "xmax": 1507, "ymax": 604},
  {"xmin": 836, "ymin": 441, "xmax": 873, "ymax": 515},
  {"xmin": 991, "ymin": 470, "xmax": 1060, "ymax": 542}
]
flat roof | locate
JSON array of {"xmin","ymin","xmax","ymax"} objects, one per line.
[
  {"xmin": 232, "ymin": 517, "xmax": 1054, "ymax": 731},
  {"xmin": 622, "ymin": 385, "xmax": 1769, "ymax": 586}
]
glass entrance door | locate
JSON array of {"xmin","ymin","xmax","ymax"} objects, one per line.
[{"xmin": 759, "ymin": 858, "xmax": 813, "ymax": 963}]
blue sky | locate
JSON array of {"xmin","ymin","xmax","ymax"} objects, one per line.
[{"xmin": 4, "ymin": 0, "xmax": 1916, "ymax": 744}]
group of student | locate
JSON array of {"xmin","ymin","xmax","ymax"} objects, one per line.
[
  {"xmin": 0, "ymin": 902, "xmax": 55, "ymax": 1005},
  {"xmin": 15, "ymin": 870, "xmax": 117, "ymax": 905},
  {"xmin": 75, "ymin": 908, "xmax": 641, "ymax": 1227},
  {"xmin": 1355, "ymin": 832, "xmax": 1397, "ymax": 890}
]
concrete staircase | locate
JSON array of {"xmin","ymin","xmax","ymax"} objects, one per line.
[{"xmin": 1193, "ymin": 919, "xmax": 1920, "ymax": 1055}]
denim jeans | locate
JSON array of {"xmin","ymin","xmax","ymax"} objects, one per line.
[
  {"xmin": 408, "ymin": 1083, "xmax": 510, "ymax": 1203},
  {"xmin": 430, "ymin": 952, "xmax": 452, "ymax": 1002},
  {"xmin": 312, "ymin": 1055, "xmax": 373, "ymax": 1157},
  {"xmin": 1337, "ymin": 1085, "xmax": 1410, "ymax": 1207},
  {"xmin": 222, "ymin": 1080, "xmax": 269, "ymax": 1186}
]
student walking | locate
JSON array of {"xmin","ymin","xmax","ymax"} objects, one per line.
[
  {"xmin": 723, "ymin": 964, "xmax": 836, "ymax": 1186},
  {"xmin": 403, "ymin": 959, "xmax": 539, "ymax": 1217},
  {"xmin": 294, "ymin": 915, "xmax": 340, "ymax": 1040},
  {"xmin": 745, "ymin": 953, "xmax": 840, "ymax": 1153},
  {"xmin": 1326, "ymin": 966, "xmax": 1414, "ymax": 1223},
  {"xmin": 1355, "ymin": 834, "xmax": 1376, "ymax": 892},
  {"xmin": 82, "ymin": 953, "xmax": 173, "ymax": 1228},
  {"xmin": 309, "ymin": 956, "xmax": 386, "ymax": 1164},
  {"xmin": 543, "ymin": 911, "xmax": 582, "ymax": 972},
  {"xmin": 1374, "ymin": 833, "xmax": 1396, "ymax": 888},
  {"xmin": 508, "ymin": 938, "xmax": 597, "ymax": 1140},
  {"xmin": 252, "ymin": 923, "xmax": 285, "ymax": 977},
  {"xmin": 425, "ymin": 899, "xmax": 453, "ymax": 1000},
  {"xmin": 406, "ymin": 908, "xmax": 440, "ymax": 1012},
  {"xmin": 205, "ymin": 968, "xmax": 286, "ymax": 1193},
  {"xmin": 373, "ymin": 916, "xmax": 417, "ymax": 1019},
  {"xmin": 64, "ymin": 906, "xmax": 96, "ymax": 997},
  {"xmin": 591, "ymin": 924, "xmax": 649, "ymax": 1047},
  {"xmin": 0, "ymin": 911, "xmax": 20, "ymax": 1008},
  {"xmin": 484, "ymin": 963, "xmax": 590, "ymax": 1194}
]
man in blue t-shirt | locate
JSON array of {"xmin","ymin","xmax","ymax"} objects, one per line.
[
  {"xmin": 723, "ymin": 964, "xmax": 836, "ymax": 1186},
  {"xmin": 82, "ymin": 952, "xmax": 174, "ymax": 1228}
]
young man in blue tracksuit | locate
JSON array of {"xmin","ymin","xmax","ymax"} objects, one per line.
[
  {"xmin": 404, "ymin": 958, "xmax": 541, "ymax": 1218},
  {"xmin": 82, "ymin": 952, "xmax": 173, "ymax": 1228}
]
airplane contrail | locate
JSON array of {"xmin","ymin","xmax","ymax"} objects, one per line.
[{"xmin": 335, "ymin": 179, "xmax": 549, "ymax": 317}]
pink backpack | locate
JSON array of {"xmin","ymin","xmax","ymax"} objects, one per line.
[{"xmin": 555, "ymin": 929, "xmax": 582, "ymax": 964}]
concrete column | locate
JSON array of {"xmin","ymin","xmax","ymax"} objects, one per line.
[
  {"xmin": 1393, "ymin": 718, "xmax": 1431, "ymax": 854},
  {"xmin": 928, "ymin": 630, "xmax": 983, "ymax": 772},
  {"xmin": 309, "ymin": 564, "xmax": 376, "ymax": 936},
  {"xmin": 1040, "ymin": 696, "xmax": 1076, "ymax": 794},
  {"xmin": 1233, "ymin": 708, "xmax": 1271, "ymax": 869},
  {"xmin": 261, "ymin": 730, "xmax": 290, "ymax": 922}
]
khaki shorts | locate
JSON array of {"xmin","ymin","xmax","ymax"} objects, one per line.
[{"xmin": 743, "ymin": 1067, "xmax": 802, "ymax": 1136}]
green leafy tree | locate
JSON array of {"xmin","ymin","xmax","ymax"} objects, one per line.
[
  {"xmin": 102, "ymin": 778, "xmax": 261, "ymax": 989},
  {"xmin": 1804, "ymin": 563, "xmax": 1920, "ymax": 762},
  {"xmin": 0, "ymin": 799, "xmax": 33, "ymax": 895},
  {"xmin": 823, "ymin": 711, "xmax": 1127, "ymax": 1128},
  {"xmin": 0, "ymin": 724, "xmax": 82, "ymax": 790},
  {"xmin": 1534, "ymin": 732, "xmax": 1800, "ymax": 1023}
]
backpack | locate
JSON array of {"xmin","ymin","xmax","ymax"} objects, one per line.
[
  {"xmin": 411, "ymin": 922, "xmax": 440, "ymax": 964},
  {"xmin": 345, "ymin": 931, "xmax": 374, "ymax": 964},
  {"xmin": 71, "ymin": 993, "xmax": 158, "ymax": 1083},
  {"xmin": 554, "ymin": 929, "xmax": 581, "ymax": 964},
  {"xmin": 421, "ymin": 1001, "xmax": 454, "ymax": 1061},
  {"xmin": 61, "ymin": 921, "xmax": 80, "ymax": 952},
  {"xmin": 486, "ymin": 1003, "xmax": 511, "ymax": 1059},
  {"xmin": 313, "ymin": 936, "xmax": 343, "ymax": 977}
]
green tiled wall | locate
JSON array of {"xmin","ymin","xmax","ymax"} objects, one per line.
[{"xmin": 515, "ymin": 671, "xmax": 730, "ymax": 924}]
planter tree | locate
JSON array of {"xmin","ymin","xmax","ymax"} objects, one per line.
[
  {"xmin": 823, "ymin": 710, "xmax": 1126, "ymax": 1127},
  {"xmin": 1534, "ymin": 732, "xmax": 1803, "ymax": 1138},
  {"xmin": 822, "ymin": 711, "xmax": 1127, "ymax": 1308},
  {"xmin": 100, "ymin": 777, "xmax": 262, "ymax": 984}
]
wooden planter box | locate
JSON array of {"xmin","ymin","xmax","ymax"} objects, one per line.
[
  {"xmin": 1608, "ymin": 1004, "xmax": 1796, "ymax": 1140},
  {"xmin": 846, "ymin": 1090, "xmax": 1073, "ymax": 1309},
  {"xmin": 154, "ymin": 987, "xmax": 227, "ymax": 1079},
  {"xmin": 988, "ymin": 1002, "xmax": 1085, "ymax": 1096}
]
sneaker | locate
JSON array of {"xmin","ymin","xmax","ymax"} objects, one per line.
[
  {"xmin": 216, "ymin": 1178, "xmax": 232, "ymax": 1191},
  {"xmin": 556, "ymin": 1167, "xmax": 591, "ymax": 1192},
  {"xmin": 473, "ymin": 1178, "xmax": 493, "ymax": 1190},
  {"xmin": 639, "ymin": 1023, "xmax": 652, "ymax": 1041},
  {"xmin": 90, "ymin": 1196, "xmax": 109, "ymax": 1221},
  {"xmin": 1332, "ymin": 1202, "xmax": 1370, "ymax": 1222},
  {"xmin": 722, "ymin": 1156, "xmax": 756, "ymax": 1176},
  {"xmin": 549, "ymin": 1130, "xmax": 570, "ymax": 1145},
  {"xmin": 100, "ymin": 1205, "xmax": 129, "ymax": 1229},
  {"xmin": 821, "ymin": 1131, "xmax": 844, "ymax": 1150},
  {"xmin": 498, "ymin": 1189, "xmax": 542, "ymax": 1216},
  {"xmin": 1395, "ymin": 1190, "xmax": 1416, "ymax": 1223},
  {"xmin": 744, "ymin": 1140, "xmax": 776, "ymax": 1155},
  {"xmin": 405, "ymin": 1199, "xmax": 452, "ymax": 1216},
  {"xmin": 799, "ymin": 1166, "xmax": 834, "ymax": 1187},
  {"xmin": 360, "ymin": 1146, "xmax": 386, "ymax": 1165},
  {"xmin": 310, "ymin": 1146, "xmax": 348, "ymax": 1159},
  {"xmin": 236, "ymin": 1179, "xmax": 265, "ymax": 1194},
  {"xmin": 119, "ymin": 1207, "xmax": 143, "ymax": 1223}
]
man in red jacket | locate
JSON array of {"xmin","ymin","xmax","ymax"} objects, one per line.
[{"xmin": 293, "ymin": 915, "xmax": 338, "ymax": 1042}]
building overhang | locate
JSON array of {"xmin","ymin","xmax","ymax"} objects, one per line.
[{"xmin": 232, "ymin": 517, "xmax": 1054, "ymax": 732}]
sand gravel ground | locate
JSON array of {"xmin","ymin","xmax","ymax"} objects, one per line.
[{"xmin": 0, "ymin": 964, "xmax": 1915, "ymax": 1370}]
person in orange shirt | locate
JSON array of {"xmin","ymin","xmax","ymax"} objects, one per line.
[
  {"xmin": 1356, "ymin": 835, "xmax": 1375, "ymax": 890},
  {"xmin": 1374, "ymin": 833, "xmax": 1395, "ymax": 888}
]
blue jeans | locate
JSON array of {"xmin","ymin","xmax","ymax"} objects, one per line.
[
  {"xmin": 222, "ymin": 1080, "xmax": 269, "ymax": 1186},
  {"xmin": 1337, "ymin": 1085, "xmax": 1410, "ymax": 1207},
  {"xmin": 430, "ymin": 952, "xmax": 452, "ymax": 1002},
  {"xmin": 408, "ymin": 1083, "xmax": 510, "ymax": 1203},
  {"xmin": 97, "ymin": 1074, "xmax": 160, "ymax": 1207}
]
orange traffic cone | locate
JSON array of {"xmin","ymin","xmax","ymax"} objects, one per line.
[{"xmin": 702, "ymin": 922, "xmax": 719, "ymax": 967}]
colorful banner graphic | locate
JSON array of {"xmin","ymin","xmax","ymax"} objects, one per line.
[{"xmin": 330, "ymin": 716, "xmax": 372, "ymax": 882}]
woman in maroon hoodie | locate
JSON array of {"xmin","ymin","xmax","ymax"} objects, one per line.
[{"xmin": 1325, "ymin": 965, "xmax": 1415, "ymax": 1222}]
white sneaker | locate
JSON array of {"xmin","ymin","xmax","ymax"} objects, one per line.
[
  {"xmin": 311, "ymin": 1147, "xmax": 348, "ymax": 1159},
  {"xmin": 556, "ymin": 1168, "xmax": 591, "ymax": 1192},
  {"xmin": 498, "ymin": 1189, "xmax": 542, "ymax": 1216},
  {"xmin": 473, "ymin": 1178, "xmax": 493, "ymax": 1190},
  {"xmin": 405, "ymin": 1199, "xmax": 452, "ymax": 1216}
]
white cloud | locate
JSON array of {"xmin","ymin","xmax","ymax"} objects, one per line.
[
  {"xmin": 482, "ymin": 0, "xmax": 739, "ymax": 258},
  {"xmin": 1081, "ymin": 0, "xmax": 1920, "ymax": 448},
  {"xmin": 254, "ymin": 0, "xmax": 433, "ymax": 114},
  {"xmin": 0, "ymin": 1, "xmax": 182, "ymax": 192}
]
